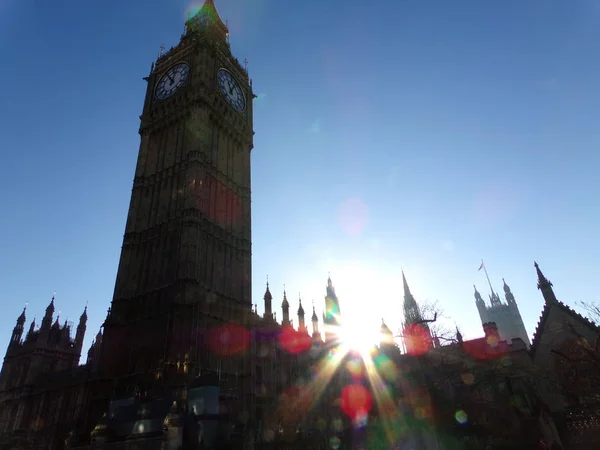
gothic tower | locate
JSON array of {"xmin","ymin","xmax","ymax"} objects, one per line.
[
  {"xmin": 401, "ymin": 271, "xmax": 433, "ymax": 355},
  {"xmin": 474, "ymin": 280, "xmax": 531, "ymax": 347},
  {"xmin": 323, "ymin": 276, "xmax": 341, "ymax": 342},
  {"xmin": 99, "ymin": 0, "xmax": 255, "ymax": 394}
]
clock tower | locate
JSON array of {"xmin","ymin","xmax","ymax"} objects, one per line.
[{"xmin": 99, "ymin": 0, "xmax": 254, "ymax": 396}]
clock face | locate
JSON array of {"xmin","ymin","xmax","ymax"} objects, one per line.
[
  {"xmin": 217, "ymin": 69, "xmax": 246, "ymax": 112},
  {"xmin": 155, "ymin": 63, "xmax": 189, "ymax": 100}
]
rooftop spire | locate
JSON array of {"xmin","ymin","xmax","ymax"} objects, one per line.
[
  {"xmin": 80, "ymin": 305, "xmax": 88, "ymax": 322},
  {"xmin": 47, "ymin": 294, "xmax": 55, "ymax": 312},
  {"xmin": 503, "ymin": 278, "xmax": 516, "ymax": 304},
  {"xmin": 402, "ymin": 270, "xmax": 412, "ymax": 298},
  {"xmin": 17, "ymin": 306, "xmax": 26, "ymax": 325},
  {"xmin": 282, "ymin": 286, "xmax": 289, "ymax": 307},
  {"xmin": 281, "ymin": 286, "xmax": 290, "ymax": 326},
  {"xmin": 297, "ymin": 295, "xmax": 304, "ymax": 316},
  {"xmin": 402, "ymin": 270, "xmax": 422, "ymax": 325},
  {"xmin": 534, "ymin": 261, "xmax": 558, "ymax": 304},
  {"xmin": 263, "ymin": 278, "xmax": 273, "ymax": 318},
  {"xmin": 186, "ymin": 0, "xmax": 229, "ymax": 41}
]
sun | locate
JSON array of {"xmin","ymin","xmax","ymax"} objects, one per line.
[{"xmin": 336, "ymin": 318, "xmax": 380, "ymax": 358}]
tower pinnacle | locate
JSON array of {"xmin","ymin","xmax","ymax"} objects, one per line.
[
  {"xmin": 281, "ymin": 287, "xmax": 290, "ymax": 325},
  {"xmin": 534, "ymin": 261, "xmax": 558, "ymax": 304},
  {"xmin": 503, "ymin": 278, "xmax": 516, "ymax": 304},
  {"xmin": 186, "ymin": 0, "xmax": 229, "ymax": 41},
  {"xmin": 263, "ymin": 279, "xmax": 273, "ymax": 318},
  {"xmin": 402, "ymin": 270, "xmax": 422, "ymax": 325}
]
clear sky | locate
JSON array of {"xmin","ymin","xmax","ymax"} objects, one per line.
[{"xmin": 1, "ymin": 0, "xmax": 599, "ymax": 358}]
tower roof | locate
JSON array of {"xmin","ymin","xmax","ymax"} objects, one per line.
[
  {"xmin": 263, "ymin": 281, "xmax": 272, "ymax": 301},
  {"xmin": 312, "ymin": 303, "xmax": 318, "ymax": 322},
  {"xmin": 282, "ymin": 288, "xmax": 289, "ymax": 308},
  {"xmin": 297, "ymin": 296, "xmax": 304, "ymax": 315},
  {"xmin": 186, "ymin": 0, "xmax": 229, "ymax": 41}
]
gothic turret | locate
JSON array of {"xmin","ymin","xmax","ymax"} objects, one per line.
[
  {"xmin": 535, "ymin": 261, "xmax": 558, "ymax": 304},
  {"xmin": 75, "ymin": 306, "xmax": 87, "ymax": 353},
  {"xmin": 281, "ymin": 288, "xmax": 290, "ymax": 326},
  {"xmin": 311, "ymin": 303, "xmax": 320, "ymax": 339},
  {"xmin": 297, "ymin": 296, "xmax": 306, "ymax": 333},
  {"xmin": 503, "ymin": 278, "xmax": 515, "ymax": 304},
  {"xmin": 41, "ymin": 295, "xmax": 55, "ymax": 331},
  {"xmin": 263, "ymin": 280, "xmax": 273, "ymax": 320},
  {"xmin": 9, "ymin": 307, "xmax": 26, "ymax": 348},
  {"xmin": 474, "ymin": 285, "xmax": 488, "ymax": 323}
]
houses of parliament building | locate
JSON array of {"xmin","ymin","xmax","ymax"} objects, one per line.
[{"xmin": 1, "ymin": 1, "xmax": 599, "ymax": 449}]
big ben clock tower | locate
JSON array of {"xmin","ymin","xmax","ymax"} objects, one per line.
[{"xmin": 99, "ymin": 0, "xmax": 255, "ymax": 397}]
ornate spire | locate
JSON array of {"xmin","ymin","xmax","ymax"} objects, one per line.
[
  {"xmin": 186, "ymin": 0, "xmax": 229, "ymax": 41},
  {"xmin": 534, "ymin": 261, "xmax": 558, "ymax": 304},
  {"xmin": 281, "ymin": 286, "xmax": 290, "ymax": 325},
  {"xmin": 263, "ymin": 278, "xmax": 272, "ymax": 318},
  {"xmin": 326, "ymin": 274, "xmax": 336, "ymax": 298},
  {"xmin": 474, "ymin": 285, "xmax": 485, "ymax": 305},
  {"xmin": 297, "ymin": 295, "xmax": 306, "ymax": 332},
  {"xmin": 402, "ymin": 270, "xmax": 412, "ymax": 298},
  {"xmin": 402, "ymin": 270, "xmax": 422, "ymax": 325},
  {"xmin": 17, "ymin": 306, "xmax": 26, "ymax": 325},
  {"xmin": 311, "ymin": 301, "xmax": 318, "ymax": 322},
  {"xmin": 282, "ymin": 286, "xmax": 289, "ymax": 307},
  {"xmin": 503, "ymin": 278, "xmax": 516, "ymax": 304},
  {"xmin": 41, "ymin": 294, "xmax": 55, "ymax": 330},
  {"xmin": 489, "ymin": 291, "xmax": 502, "ymax": 307}
]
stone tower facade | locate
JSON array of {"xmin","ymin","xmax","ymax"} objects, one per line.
[
  {"xmin": 99, "ymin": 0, "xmax": 255, "ymax": 399},
  {"xmin": 474, "ymin": 280, "xmax": 531, "ymax": 346}
]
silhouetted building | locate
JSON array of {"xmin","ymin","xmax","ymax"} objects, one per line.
[
  {"xmin": 0, "ymin": 297, "xmax": 91, "ymax": 449},
  {"xmin": 474, "ymin": 278, "xmax": 531, "ymax": 347},
  {"xmin": 1, "ymin": 1, "xmax": 597, "ymax": 449}
]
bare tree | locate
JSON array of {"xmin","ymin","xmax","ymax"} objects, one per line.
[
  {"xmin": 576, "ymin": 300, "xmax": 600, "ymax": 324},
  {"xmin": 419, "ymin": 299, "xmax": 456, "ymax": 344}
]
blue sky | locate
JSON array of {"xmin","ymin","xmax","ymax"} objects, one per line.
[{"xmin": 1, "ymin": 0, "xmax": 599, "ymax": 357}]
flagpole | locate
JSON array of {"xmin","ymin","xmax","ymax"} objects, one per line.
[{"xmin": 481, "ymin": 259, "xmax": 495, "ymax": 294}]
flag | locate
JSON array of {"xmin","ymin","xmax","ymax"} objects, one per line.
[{"xmin": 478, "ymin": 261, "xmax": 484, "ymax": 271}]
